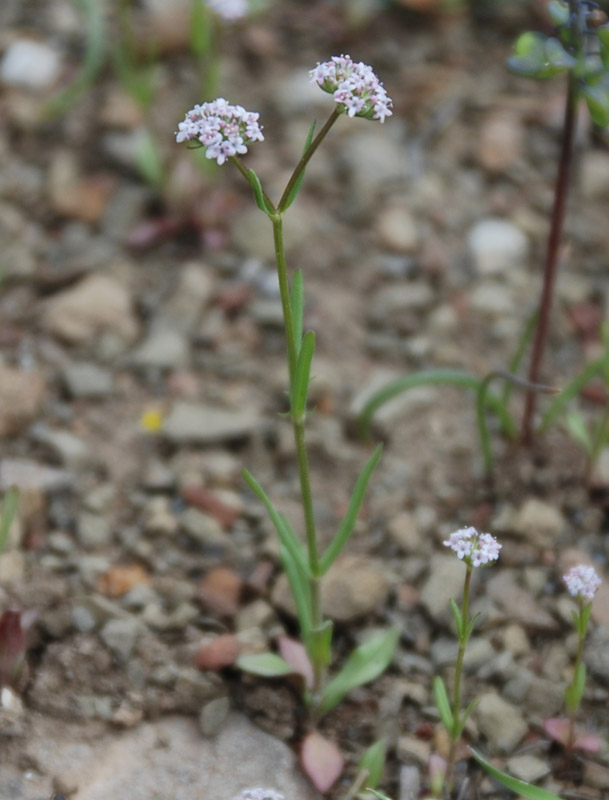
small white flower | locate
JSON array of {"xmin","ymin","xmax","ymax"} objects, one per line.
[
  {"xmin": 309, "ymin": 54, "xmax": 393, "ymax": 122},
  {"xmin": 563, "ymin": 564, "xmax": 602, "ymax": 602},
  {"xmin": 207, "ymin": 0, "xmax": 249, "ymax": 21},
  {"xmin": 443, "ymin": 527, "xmax": 501, "ymax": 567},
  {"xmin": 231, "ymin": 790, "xmax": 285, "ymax": 800},
  {"xmin": 175, "ymin": 98, "xmax": 263, "ymax": 165}
]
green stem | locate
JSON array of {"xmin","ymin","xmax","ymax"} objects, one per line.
[
  {"xmin": 445, "ymin": 565, "xmax": 473, "ymax": 795},
  {"xmin": 567, "ymin": 598, "xmax": 586, "ymax": 751},
  {"xmin": 278, "ymin": 108, "xmax": 341, "ymax": 212},
  {"xmin": 271, "ymin": 215, "xmax": 297, "ymax": 383}
]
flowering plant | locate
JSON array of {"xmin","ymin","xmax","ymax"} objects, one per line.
[
  {"xmin": 433, "ymin": 527, "xmax": 501, "ymax": 796},
  {"xmin": 177, "ymin": 58, "xmax": 397, "ymax": 794}
]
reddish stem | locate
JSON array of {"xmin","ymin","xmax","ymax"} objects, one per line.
[{"xmin": 521, "ymin": 71, "xmax": 578, "ymax": 444}]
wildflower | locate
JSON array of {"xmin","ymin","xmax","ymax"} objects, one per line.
[
  {"xmin": 443, "ymin": 526, "xmax": 501, "ymax": 567},
  {"xmin": 309, "ymin": 54, "xmax": 393, "ymax": 122},
  {"xmin": 207, "ymin": 0, "xmax": 249, "ymax": 21},
  {"xmin": 231, "ymin": 790, "xmax": 284, "ymax": 800},
  {"xmin": 563, "ymin": 564, "xmax": 602, "ymax": 602},
  {"xmin": 175, "ymin": 98, "xmax": 264, "ymax": 165}
]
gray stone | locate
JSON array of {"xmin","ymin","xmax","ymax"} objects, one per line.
[
  {"xmin": 199, "ymin": 696, "xmax": 230, "ymax": 737},
  {"xmin": 368, "ymin": 282, "xmax": 434, "ymax": 324},
  {"xmin": 420, "ymin": 554, "xmax": 467, "ymax": 621},
  {"xmin": 467, "ymin": 218, "xmax": 529, "ymax": 276},
  {"xmin": 376, "ymin": 205, "xmax": 419, "ymax": 253},
  {"xmin": 0, "ymin": 459, "xmax": 73, "ymax": 492},
  {"xmin": 475, "ymin": 692, "xmax": 528, "ymax": 752},
  {"xmin": 581, "ymin": 151, "xmax": 609, "ymax": 199},
  {"xmin": 143, "ymin": 601, "xmax": 199, "ymax": 632},
  {"xmin": 387, "ymin": 512, "xmax": 422, "ymax": 553},
  {"xmin": 486, "ymin": 570, "xmax": 558, "ymax": 631},
  {"xmin": 1, "ymin": 39, "xmax": 62, "ymax": 89},
  {"xmin": 0, "ymin": 713, "xmax": 313, "ymax": 799},
  {"xmin": 71, "ymin": 605, "xmax": 97, "ymax": 633},
  {"xmin": 341, "ymin": 129, "xmax": 408, "ymax": 193},
  {"xmin": 0, "ymin": 366, "xmax": 46, "ymax": 436},
  {"xmin": 180, "ymin": 508, "xmax": 224, "ymax": 545},
  {"xmin": 100, "ymin": 618, "xmax": 140, "ymax": 664},
  {"xmin": 42, "ymin": 273, "xmax": 139, "ymax": 345},
  {"xmin": 510, "ymin": 498, "xmax": 566, "ymax": 547},
  {"xmin": 162, "ymin": 262, "xmax": 214, "ymax": 333},
  {"xmin": 62, "ymin": 362, "xmax": 114, "ymax": 398},
  {"xmin": 30, "ymin": 424, "xmax": 92, "ymax": 470},
  {"xmin": 586, "ymin": 625, "xmax": 609, "ymax": 681},
  {"xmin": 163, "ymin": 402, "xmax": 261, "ymax": 445},
  {"xmin": 77, "ymin": 512, "xmax": 113, "ymax": 549},
  {"xmin": 321, "ymin": 555, "xmax": 391, "ymax": 622},
  {"xmin": 128, "ymin": 325, "xmax": 190, "ymax": 370}
]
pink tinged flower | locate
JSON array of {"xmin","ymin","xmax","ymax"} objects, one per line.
[
  {"xmin": 563, "ymin": 564, "xmax": 602, "ymax": 601},
  {"xmin": 309, "ymin": 54, "xmax": 393, "ymax": 123},
  {"xmin": 231, "ymin": 790, "xmax": 284, "ymax": 800},
  {"xmin": 443, "ymin": 527, "xmax": 501, "ymax": 567},
  {"xmin": 207, "ymin": 0, "xmax": 249, "ymax": 21},
  {"xmin": 175, "ymin": 98, "xmax": 264, "ymax": 165}
]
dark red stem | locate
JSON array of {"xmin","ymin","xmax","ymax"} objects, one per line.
[{"xmin": 521, "ymin": 71, "xmax": 578, "ymax": 444}]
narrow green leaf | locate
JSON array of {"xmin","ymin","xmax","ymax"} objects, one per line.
[
  {"xmin": 190, "ymin": 0, "xmax": 212, "ymax": 58},
  {"xmin": 319, "ymin": 444, "xmax": 383, "ymax": 575},
  {"xmin": 503, "ymin": 310, "xmax": 538, "ymax": 406},
  {"xmin": 246, "ymin": 168, "xmax": 275, "ymax": 216},
  {"xmin": 449, "ymin": 599, "xmax": 463, "ymax": 639},
  {"xmin": 563, "ymin": 411, "xmax": 593, "ymax": 455},
  {"xmin": 455, "ymin": 697, "xmax": 478, "ymax": 738},
  {"xmin": 135, "ymin": 129, "xmax": 164, "ymax": 187},
  {"xmin": 320, "ymin": 628, "xmax": 399, "ymax": 716},
  {"xmin": 280, "ymin": 542, "xmax": 312, "ymax": 637},
  {"xmin": 433, "ymin": 676, "xmax": 454, "ymax": 733},
  {"xmin": 290, "ymin": 270, "xmax": 304, "ymax": 359},
  {"xmin": 0, "ymin": 489, "xmax": 18, "ymax": 553},
  {"xmin": 237, "ymin": 652, "xmax": 294, "ymax": 678},
  {"xmin": 358, "ymin": 738, "xmax": 387, "ymax": 791},
  {"xmin": 357, "ymin": 370, "xmax": 514, "ymax": 440},
  {"xmin": 363, "ymin": 791, "xmax": 393, "ymax": 800},
  {"xmin": 291, "ymin": 330, "xmax": 315, "ymax": 420},
  {"xmin": 539, "ymin": 356, "xmax": 604, "ymax": 432},
  {"xmin": 45, "ymin": 0, "xmax": 106, "ymax": 117},
  {"xmin": 471, "ymin": 749, "xmax": 565, "ymax": 800},
  {"xmin": 565, "ymin": 662, "xmax": 586, "ymax": 714},
  {"xmin": 281, "ymin": 121, "xmax": 317, "ymax": 211},
  {"xmin": 463, "ymin": 613, "xmax": 479, "ymax": 642},
  {"xmin": 242, "ymin": 469, "xmax": 310, "ymax": 578}
]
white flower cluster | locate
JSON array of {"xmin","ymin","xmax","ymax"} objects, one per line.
[
  {"xmin": 175, "ymin": 98, "xmax": 264, "ymax": 165},
  {"xmin": 207, "ymin": 0, "xmax": 249, "ymax": 21},
  {"xmin": 309, "ymin": 54, "xmax": 393, "ymax": 122},
  {"xmin": 443, "ymin": 526, "xmax": 502, "ymax": 568},
  {"xmin": 231, "ymin": 790, "xmax": 284, "ymax": 800},
  {"xmin": 563, "ymin": 564, "xmax": 602, "ymax": 602}
]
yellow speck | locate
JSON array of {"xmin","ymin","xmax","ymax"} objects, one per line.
[{"xmin": 140, "ymin": 407, "xmax": 164, "ymax": 434}]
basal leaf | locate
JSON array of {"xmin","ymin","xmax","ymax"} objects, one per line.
[
  {"xmin": 320, "ymin": 627, "xmax": 399, "ymax": 716},
  {"xmin": 237, "ymin": 652, "xmax": 294, "ymax": 678},
  {"xmin": 358, "ymin": 738, "xmax": 387, "ymax": 791},
  {"xmin": 471, "ymin": 748, "xmax": 565, "ymax": 800}
]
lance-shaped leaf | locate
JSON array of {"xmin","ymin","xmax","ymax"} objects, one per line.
[
  {"xmin": 564, "ymin": 662, "xmax": 586, "ymax": 714},
  {"xmin": 278, "ymin": 636, "xmax": 314, "ymax": 689},
  {"xmin": 246, "ymin": 168, "xmax": 275, "ymax": 216},
  {"xmin": 290, "ymin": 269, "xmax": 304, "ymax": 360},
  {"xmin": 358, "ymin": 738, "xmax": 387, "ymax": 791},
  {"xmin": 319, "ymin": 627, "xmax": 399, "ymax": 716},
  {"xmin": 280, "ymin": 540, "xmax": 312, "ymax": 637},
  {"xmin": 471, "ymin": 748, "xmax": 565, "ymax": 800},
  {"xmin": 0, "ymin": 489, "xmax": 18, "ymax": 553},
  {"xmin": 433, "ymin": 675, "xmax": 454, "ymax": 734},
  {"xmin": 319, "ymin": 444, "xmax": 382, "ymax": 575},
  {"xmin": 282, "ymin": 120, "xmax": 317, "ymax": 211},
  {"xmin": 242, "ymin": 469, "xmax": 310, "ymax": 579},
  {"xmin": 237, "ymin": 651, "xmax": 294, "ymax": 678},
  {"xmin": 291, "ymin": 330, "xmax": 315, "ymax": 421}
]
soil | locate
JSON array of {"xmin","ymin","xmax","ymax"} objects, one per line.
[{"xmin": 1, "ymin": 1, "xmax": 609, "ymax": 799}]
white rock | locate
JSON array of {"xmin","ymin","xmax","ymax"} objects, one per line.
[
  {"xmin": 1, "ymin": 39, "xmax": 62, "ymax": 90},
  {"xmin": 467, "ymin": 218, "xmax": 529, "ymax": 276},
  {"xmin": 377, "ymin": 205, "xmax": 419, "ymax": 253}
]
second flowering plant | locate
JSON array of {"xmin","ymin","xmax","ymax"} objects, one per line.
[{"xmin": 177, "ymin": 55, "xmax": 398, "ymax": 794}]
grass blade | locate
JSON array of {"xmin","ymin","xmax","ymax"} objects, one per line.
[
  {"xmin": 290, "ymin": 270, "xmax": 304, "ymax": 359},
  {"xmin": 433, "ymin": 676, "xmax": 454, "ymax": 733},
  {"xmin": 291, "ymin": 330, "xmax": 315, "ymax": 421},
  {"xmin": 0, "ymin": 489, "xmax": 18, "ymax": 553}
]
